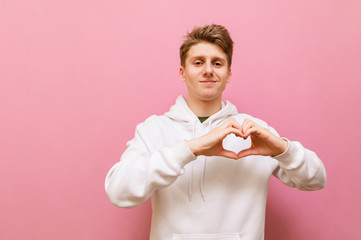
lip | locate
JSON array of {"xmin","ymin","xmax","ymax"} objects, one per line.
[{"xmin": 199, "ymin": 80, "xmax": 217, "ymax": 84}]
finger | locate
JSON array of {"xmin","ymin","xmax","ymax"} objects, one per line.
[
  {"xmin": 224, "ymin": 118, "xmax": 247, "ymax": 138},
  {"xmin": 227, "ymin": 117, "xmax": 242, "ymax": 128},
  {"xmin": 224, "ymin": 126, "xmax": 244, "ymax": 139},
  {"xmin": 243, "ymin": 126, "xmax": 257, "ymax": 138},
  {"xmin": 240, "ymin": 119, "xmax": 249, "ymax": 135},
  {"xmin": 245, "ymin": 124, "xmax": 267, "ymax": 139},
  {"xmin": 241, "ymin": 119, "xmax": 254, "ymax": 135},
  {"xmin": 240, "ymin": 126, "xmax": 253, "ymax": 139},
  {"xmin": 220, "ymin": 118, "xmax": 239, "ymax": 131}
]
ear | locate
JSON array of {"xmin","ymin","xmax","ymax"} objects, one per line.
[
  {"xmin": 226, "ymin": 68, "xmax": 232, "ymax": 83},
  {"xmin": 179, "ymin": 66, "xmax": 186, "ymax": 82}
]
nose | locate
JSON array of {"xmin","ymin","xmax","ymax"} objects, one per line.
[{"xmin": 203, "ymin": 61, "xmax": 213, "ymax": 76}]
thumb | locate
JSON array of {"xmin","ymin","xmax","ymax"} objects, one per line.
[
  {"xmin": 237, "ymin": 147, "xmax": 257, "ymax": 159},
  {"xmin": 219, "ymin": 150, "xmax": 240, "ymax": 160}
]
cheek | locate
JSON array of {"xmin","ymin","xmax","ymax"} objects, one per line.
[
  {"xmin": 186, "ymin": 70, "xmax": 199, "ymax": 79},
  {"xmin": 216, "ymin": 70, "xmax": 230, "ymax": 80}
]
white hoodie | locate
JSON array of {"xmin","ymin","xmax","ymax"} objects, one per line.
[{"xmin": 105, "ymin": 96, "xmax": 326, "ymax": 240}]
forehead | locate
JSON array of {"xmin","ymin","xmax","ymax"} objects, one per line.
[{"xmin": 187, "ymin": 42, "xmax": 227, "ymax": 61}]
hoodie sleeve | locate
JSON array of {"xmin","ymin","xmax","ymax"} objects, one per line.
[
  {"xmin": 267, "ymin": 125, "xmax": 327, "ymax": 191},
  {"xmin": 271, "ymin": 138, "xmax": 326, "ymax": 190},
  {"xmin": 237, "ymin": 114, "xmax": 327, "ymax": 191},
  {"xmin": 105, "ymin": 123, "xmax": 196, "ymax": 208}
]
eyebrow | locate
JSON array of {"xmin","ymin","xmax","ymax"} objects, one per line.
[{"xmin": 190, "ymin": 56, "xmax": 226, "ymax": 63}]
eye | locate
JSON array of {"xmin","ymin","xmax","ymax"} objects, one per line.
[
  {"xmin": 213, "ymin": 61, "xmax": 222, "ymax": 67},
  {"xmin": 194, "ymin": 61, "xmax": 203, "ymax": 66}
]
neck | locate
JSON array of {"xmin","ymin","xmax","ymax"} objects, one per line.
[{"xmin": 187, "ymin": 94, "xmax": 222, "ymax": 117}]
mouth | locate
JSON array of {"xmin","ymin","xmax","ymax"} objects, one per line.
[{"xmin": 199, "ymin": 80, "xmax": 217, "ymax": 84}]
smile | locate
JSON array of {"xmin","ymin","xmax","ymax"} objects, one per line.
[{"xmin": 199, "ymin": 80, "xmax": 217, "ymax": 84}]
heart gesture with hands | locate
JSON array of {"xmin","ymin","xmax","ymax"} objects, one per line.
[{"xmin": 186, "ymin": 118, "xmax": 288, "ymax": 160}]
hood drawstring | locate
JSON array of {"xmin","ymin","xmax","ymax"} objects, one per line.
[
  {"xmin": 188, "ymin": 162, "xmax": 193, "ymax": 201},
  {"xmin": 200, "ymin": 156, "xmax": 207, "ymax": 201},
  {"xmin": 188, "ymin": 120, "xmax": 197, "ymax": 201},
  {"xmin": 200, "ymin": 118, "xmax": 214, "ymax": 202},
  {"xmin": 189, "ymin": 119, "xmax": 214, "ymax": 202}
]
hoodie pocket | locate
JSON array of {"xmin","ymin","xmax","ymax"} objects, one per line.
[{"xmin": 172, "ymin": 232, "xmax": 241, "ymax": 240}]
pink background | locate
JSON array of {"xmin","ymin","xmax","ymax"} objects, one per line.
[{"xmin": 1, "ymin": 0, "xmax": 360, "ymax": 239}]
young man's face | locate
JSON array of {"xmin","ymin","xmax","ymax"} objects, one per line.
[{"xmin": 179, "ymin": 41, "xmax": 231, "ymax": 103}]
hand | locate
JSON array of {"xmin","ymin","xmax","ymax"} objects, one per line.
[
  {"xmin": 185, "ymin": 118, "xmax": 288, "ymax": 160},
  {"xmin": 185, "ymin": 118, "xmax": 244, "ymax": 160},
  {"xmin": 236, "ymin": 118, "xmax": 288, "ymax": 158}
]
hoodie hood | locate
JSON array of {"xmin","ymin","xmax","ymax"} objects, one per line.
[{"xmin": 164, "ymin": 95, "xmax": 238, "ymax": 127}]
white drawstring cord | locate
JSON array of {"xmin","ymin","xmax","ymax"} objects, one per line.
[
  {"xmin": 200, "ymin": 121, "xmax": 214, "ymax": 202},
  {"xmin": 188, "ymin": 162, "xmax": 193, "ymax": 201},
  {"xmin": 200, "ymin": 156, "xmax": 207, "ymax": 201},
  {"xmin": 188, "ymin": 120, "xmax": 197, "ymax": 201}
]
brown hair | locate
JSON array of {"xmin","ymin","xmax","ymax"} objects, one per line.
[{"xmin": 180, "ymin": 24, "xmax": 234, "ymax": 68}]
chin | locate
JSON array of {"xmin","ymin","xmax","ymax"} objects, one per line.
[{"xmin": 198, "ymin": 93, "xmax": 222, "ymax": 102}]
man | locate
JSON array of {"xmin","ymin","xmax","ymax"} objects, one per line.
[{"xmin": 105, "ymin": 24, "xmax": 326, "ymax": 240}]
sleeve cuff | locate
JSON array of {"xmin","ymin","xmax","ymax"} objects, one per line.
[
  {"xmin": 272, "ymin": 138, "xmax": 290, "ymax": 158},
  {"xmin": 272, "ymin": 138, "xmax": 301, "ymax": 169},
  {"xmin": 171, "ymin": 140, "xmax": 197, "ymax": 172}
]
